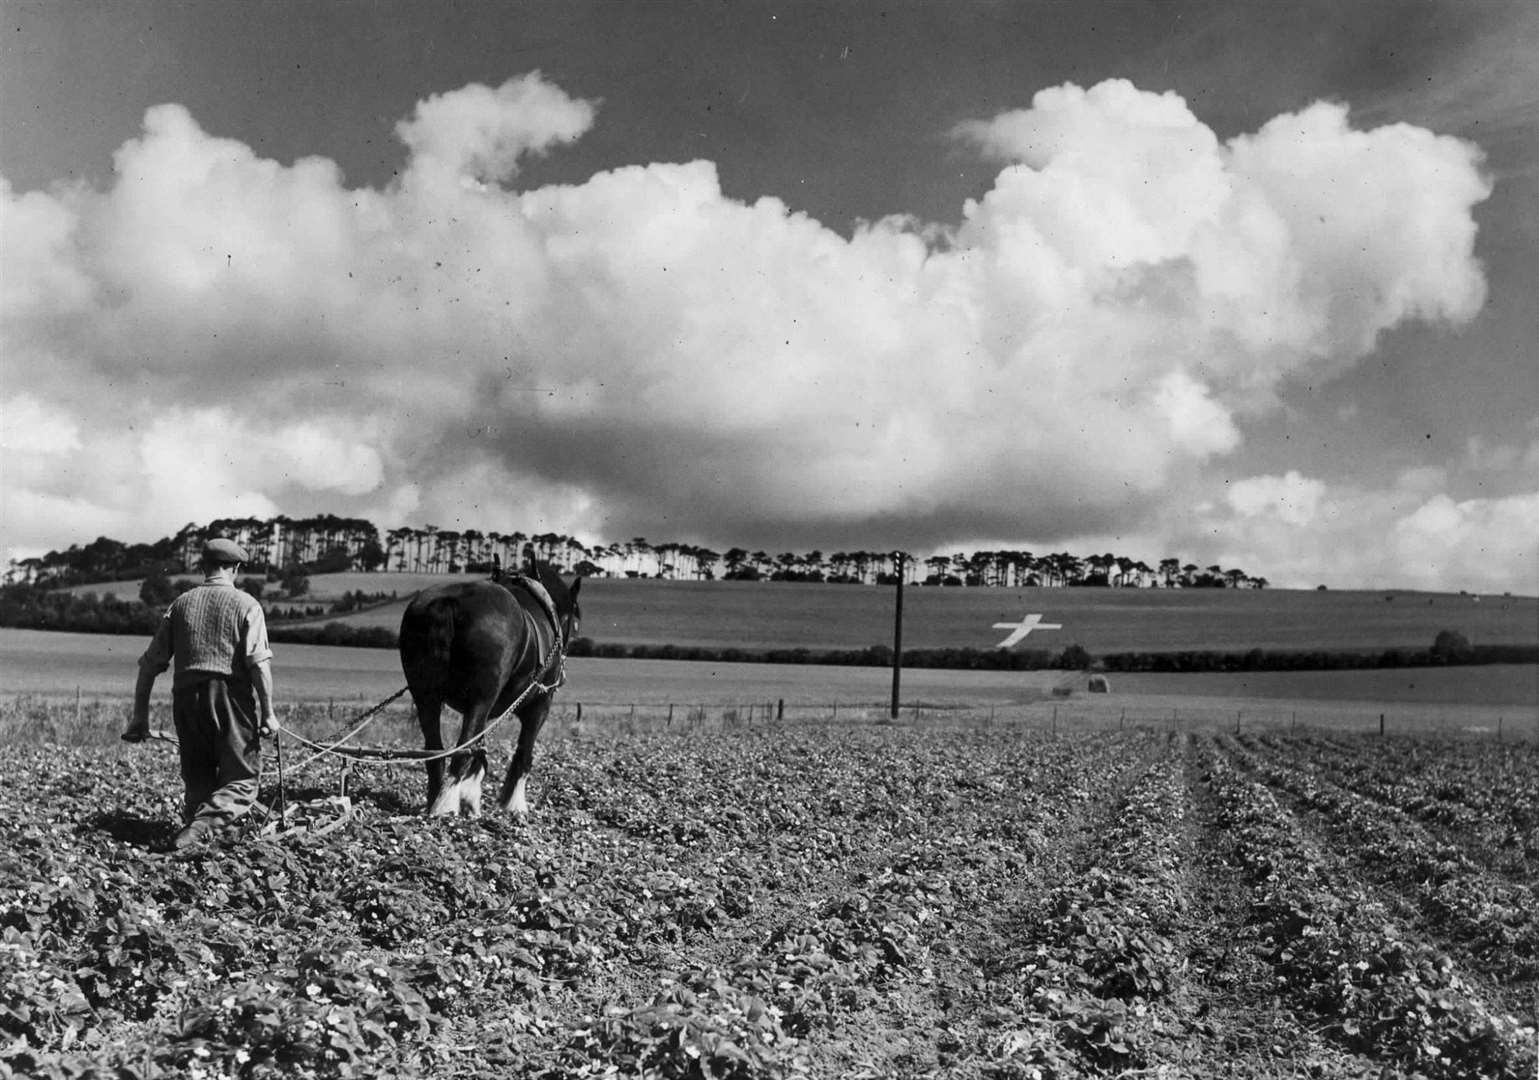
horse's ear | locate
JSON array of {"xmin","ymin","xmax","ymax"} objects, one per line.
[
  {"xmin": 569, "ymin": 576, "xmax": 582, "ymax": 599},
  {"xmin": 522, "ymin": 544, "xmax": 537, "ymax": 576}
]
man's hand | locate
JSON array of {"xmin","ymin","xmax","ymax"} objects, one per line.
[{"xmin": 260, "ymin": 713, "xmax": 281, "ymax": 738}]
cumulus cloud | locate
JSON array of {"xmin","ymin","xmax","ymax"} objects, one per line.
[
  {"xmin": 0, "ymin": 74, "xmax": 1509, "ymax": 588},
  {"xmin": 1178, "ymin": 470, "xmax": 1539, "ymax": 594},
  {"xmin": 1, "ymin": 395, "xmax": 82, "ymax": 458},
  {"xmin": 396, "ymin": 73, "xmax": 596, "ymax": 183},
  {"xmin": 1226, "ymin": 471, "xmax": 1327, "ymax": 528},
  {"xmin": 1391, "ymin": 492, "xmax": 1539, "ymax": 593}
]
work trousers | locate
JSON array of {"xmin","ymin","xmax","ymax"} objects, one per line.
[{"xmin": 171, "ymin": 676, "xmax": 261, "ymax": 827}]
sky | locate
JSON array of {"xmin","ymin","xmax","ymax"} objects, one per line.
[{"xmin": 2, "ymin": 0, "xmax": 1536, "ymax": 593}]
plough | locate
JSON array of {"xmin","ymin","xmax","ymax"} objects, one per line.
[{"xmin": 130, "ymin": 647, "xmax": 562, "ymax": 840}]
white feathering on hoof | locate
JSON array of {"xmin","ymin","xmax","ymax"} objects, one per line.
[{"xmin": 427, "ymin": 778, "xmax": 462, "ymax": 817}]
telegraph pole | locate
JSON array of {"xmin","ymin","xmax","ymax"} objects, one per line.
[{"xmin": 890, "ymin": 551, "xmax": 905, "ymax": 720}]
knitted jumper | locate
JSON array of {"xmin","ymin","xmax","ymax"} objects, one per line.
[{"xmin": 140, "ymin": 583, "xmax": 273, "ymax": 688}]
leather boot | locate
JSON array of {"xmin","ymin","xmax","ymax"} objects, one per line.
[{"xmin": 171, "ymin": 818, "xmax": 215, "ymax": 851}]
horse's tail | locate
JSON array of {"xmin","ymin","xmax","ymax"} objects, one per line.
[{"xmin": 399, "ymin": 594, "xmax": 458, "ymax": 677}]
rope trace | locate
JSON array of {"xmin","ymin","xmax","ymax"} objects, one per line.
[{"xmin": 276, "ymin": 637, "xmax": 566, "ymax": 772}]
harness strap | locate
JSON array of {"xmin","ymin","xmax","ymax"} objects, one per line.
[
  {"xmin": 279, "ymin": 598, "xmax": 568, "ymax": 770},
  {"xmin": 505, "ymin": 573, "xmax": 561, "ymax": 634}
]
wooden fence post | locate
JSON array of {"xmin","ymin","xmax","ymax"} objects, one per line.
[{"xmin": 1379, "ymin": 713, "xmax": 1385, "ymax": 736}]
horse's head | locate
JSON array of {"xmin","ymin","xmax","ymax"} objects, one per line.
[{"xmin": 527, "ymin": 560, "xmax": 582, "ymax": 646}]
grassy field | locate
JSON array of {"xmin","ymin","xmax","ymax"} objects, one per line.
[
  {"xmin": 28, "ymin": 575, "xmax": 1539, "ymax": 742},
  {"xmin": 69, "ymin": 572, "xmax": 1539, "ymax": 653},
  {"xmin": 4, "ymin": 628, "xmax": 1533, "ymax": 744},
  {"xmin": 346, "ymin": 576, "xmax": 1539, "ymax": 653}
]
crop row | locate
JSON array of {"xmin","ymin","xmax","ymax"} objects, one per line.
[
  {"xmin": 7, "ymin": 726, "xmax": 1535, "ymax": 1080},
  {"xmin": 978, "ymin": 737, "xmax": 1191, "ymax": 1077},
  {"xmin": 1, "ymin": 729, "xmax": 1158, "ymax": 1079},
  {"xmin": 1279, "ymin": 733, "xmax": 1538, "ymax": 876},
  {"xmin": 535, "ymin": 731, "xmax": 1157, "ymax": 1078},
  {"xmin": 1199, "ymin": 739, "xmax": 1533, "ymax": 1080},
  {"xmin": 1232, "ymin": 734, "xmax": 1539, "ymax": 996}
]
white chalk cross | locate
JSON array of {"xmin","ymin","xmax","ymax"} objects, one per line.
[{"xmin": 993, "ymin": 613, "xmax": 1063, "ymax": 648}]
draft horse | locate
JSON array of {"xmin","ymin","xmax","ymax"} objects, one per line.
[{"xmin": 398, "ymin": 560, "xmax": 581, "ymax": 817}]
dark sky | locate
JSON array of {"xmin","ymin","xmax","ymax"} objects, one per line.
[{"xmin": 6, "ymin": 1, "xmax": 1520, "ymax": 220}]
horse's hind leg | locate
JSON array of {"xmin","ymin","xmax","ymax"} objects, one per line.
[
  {"xmin": 411, "ymin": 690, "xmax": 448, "ymax": 813},
  {"xmin": 498, "ymin": 698, "xmax": 550, "ymax": 819},
  {"xmin": 460, "ymin": 748, "xmax": 488, "ymax": 817},
  {"xmin": 430, "ymin": 703, "xmax": 490, "ymax": 818}
]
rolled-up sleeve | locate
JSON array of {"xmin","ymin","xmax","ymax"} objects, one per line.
[
  {"xmin": 241, "ymin": 606, "xmax": 274, "ymax": 670},
  {"xmin": 139, "ymin": 612, "xmax": 174, "ymax": 674}
]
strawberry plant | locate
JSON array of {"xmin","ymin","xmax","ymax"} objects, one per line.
[{"xmin": 0, "ymin": 725, "xmax": 1534, "ymax": 1078}]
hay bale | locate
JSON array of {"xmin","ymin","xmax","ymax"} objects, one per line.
[{"xmin": 1087, "ymin": 674, "xmax": 1111, "ymax": 694}]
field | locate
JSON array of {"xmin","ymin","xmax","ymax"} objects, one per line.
[
  {"xmin": 65, "ymin": 573, "xmax": 1539, "ymax": 654},
  {"xmin": 6, "ymin": 586, "xmax": 1538, "ymax": 1077},
  {"xmin": 2, "ymin": 712, "xmax": 1537, "ymax": 1079},
  {"xmin": 3, "ymin": 629, "xmax": 1534, "ymax": 741}
]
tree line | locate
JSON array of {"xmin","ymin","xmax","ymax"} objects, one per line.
[{"xmin": 4, "ymin": 514, "xmax": 1266, "ymax": 592}]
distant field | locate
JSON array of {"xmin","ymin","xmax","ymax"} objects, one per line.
[
  {"xmin": 299, "ymin": 574, "xmax": 1535, "ymax": 655},
  {"xmin": 62, "ymin": 572, "xmax": 1538, "ymax": 655},
  {"xmin": 61, "ymin": 572, "xmax": 443, "ymax": 605},
  {"xmin": 3, "ymin": 628, "xmax": 1533, "ymax": 743},
  {"xmin": 1108, "ymin": 665, "xmax": 1538, "ymax": 707},
  {"xmin": 566, "ymin": 578, "xmax": 1539, "ymax": 654}
]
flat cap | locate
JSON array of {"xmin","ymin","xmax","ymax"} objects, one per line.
[{"xmin": 202, "ymin": 538, "xmax": 249, "ymax": 564}]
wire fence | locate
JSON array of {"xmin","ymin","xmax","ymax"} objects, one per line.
[
  {"xmin": 532, "ymin": 697, "xmax": 1535, "ymax": 741},
  {"xmin": 287, "ymin": 696, "xmax": 1530, "ymax": 742},
  {"xmin": 2, "ymin": 689, "xmax": 1532, "ymax": 749}
]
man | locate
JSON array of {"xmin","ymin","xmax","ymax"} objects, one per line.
[{"xmin": 122, "ymin": 537, "xmax": 279, "ymax": 849}]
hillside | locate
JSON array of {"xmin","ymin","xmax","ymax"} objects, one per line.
[
  {"xmin": 280, "ymin": 578, "xmax": 1539, "ymax": 655},
  {"xmin": 65, "ymin": 574, "xmax": 1534, "ymax": 655},
  {"xmin": 567, "ymin": 579, "xmax": 1539, "ymax": 654}
]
